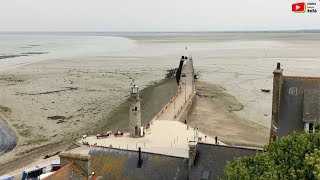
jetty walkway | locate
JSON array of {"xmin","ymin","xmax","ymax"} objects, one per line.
[
  {"xmin": 154, "ymin": 56, "xmax": 195, "ymax": 121},
  {"xmin": 83, "ymin": 56, "xmax": 225, "ymax": 158}
]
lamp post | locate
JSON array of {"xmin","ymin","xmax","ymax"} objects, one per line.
[
  {"xmin": 193, "ymin": 125, "xmax": 197, "ymax": 141},
  {"xmin": 174, "ymin": 101, "xmax": 176, "ymax": 118}
]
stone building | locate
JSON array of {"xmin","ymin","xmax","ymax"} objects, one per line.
[
  {"xmin": 270, "ymin": 63, "xmax": 320, "ymax": 141},
  {"xmin": 44, "ymin": 143, "xmax": 260, "ymax": 180},
  {"xmin": 189, "ymin": 143, "xmax": 261, "ymax": 180}
]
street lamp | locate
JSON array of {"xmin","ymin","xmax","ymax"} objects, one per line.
[
  {"xmin": 174, "ymin": 101, "xmax": 176, "ymax": 118},
  {"xmin": 193, "ymin": 125, "xmax": 197, "ymax": 141}
]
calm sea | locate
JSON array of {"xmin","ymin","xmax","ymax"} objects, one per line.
[
  {"xmin": 0, "ymin": 32, "xmax": 136, "ymax": 70},
  {"xmin": 1, "ymin": 32, "xmax": 320, "ymax": 72}
]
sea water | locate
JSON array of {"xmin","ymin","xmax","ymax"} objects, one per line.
[
  {"xmin": 1, "ymin": 32, "xmax": 320, "ymax": 127},
  {"xmin": 0, "ymin": 33, "xmax": 136, "ymax": 71}
]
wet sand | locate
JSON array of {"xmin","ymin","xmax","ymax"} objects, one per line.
[
  {"xmin": 0, "ymin": 66, "xmax": 178, "ymax": 175},
  {"xmin": 1, "ymin": 33, "xmax": 320, "ymax": 174},
  {"xmin": 189, "ymin": 81, "xmax": 269, "ymax": 147}
]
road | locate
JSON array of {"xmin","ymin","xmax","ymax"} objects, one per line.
[{"xmin": 0, "ymin": 117, "xmax": 16, "ymax": 155}]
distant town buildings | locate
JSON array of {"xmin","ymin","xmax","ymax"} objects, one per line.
[{"xmin": 271, "ymin": 63, "xmax": 320, "ymax": 141}]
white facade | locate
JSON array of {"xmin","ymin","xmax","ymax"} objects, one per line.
[{"xmin": 129, "ymin": 85, "xmax": 142, "ymax": 137}]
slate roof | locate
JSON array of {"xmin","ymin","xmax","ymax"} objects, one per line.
[
  {"xmin": 189, "ymin": 143, "xmax": 261, "ymax": 180},
  {"xmin": 278, "ymin": 77, "xmax": 320, "ymax": 137},
  {"xmin": 44, "ymin": 162, "xmax": 87, "ymax": 180},
  {"xmin": 89, "ymin": 147, "xmax": 188, "ymax": 180}
]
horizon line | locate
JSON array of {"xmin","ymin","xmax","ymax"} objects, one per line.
[{"xmin": 0, "ymin": 29, "xmax": 320, "ymax": 34}]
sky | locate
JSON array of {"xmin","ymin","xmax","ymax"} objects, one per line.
[{"xmin": 0, "ymin": 0, "xmax": 320, "ymax": 32}]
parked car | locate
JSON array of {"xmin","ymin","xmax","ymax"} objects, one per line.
[
  {"xmin": 96, "ymin": 131, "xmax": 112, "ymax": 139},
  {"xmin": 114, "ymin": 131, "xmax": 124, "ymax": 137}
]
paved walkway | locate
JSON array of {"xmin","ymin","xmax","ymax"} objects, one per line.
[{"xmin": 84, "ymin": 120, "xmax": 223, "ymax": 158}]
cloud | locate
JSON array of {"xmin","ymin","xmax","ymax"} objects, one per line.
[{"xmin": 0, "ymin": 0, "xmax": 319, "ymax": 31}]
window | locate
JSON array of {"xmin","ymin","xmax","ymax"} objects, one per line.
[
  {"xmin": 309, "ymin": 123, "xmax": 314, "ymax": 133},
  {"xmin": 201, "ymin": 170, "xmax": 210, "ymax": 180},
  {"xmin": 289, "ymin": 87, "xmax": 298, "ymax": 96}
]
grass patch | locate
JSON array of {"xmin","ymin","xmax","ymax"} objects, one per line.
[{"xmin": 96, "ymin": 77, "xmax": 178, "ymax": 133}]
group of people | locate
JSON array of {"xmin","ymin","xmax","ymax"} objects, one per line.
[{"xmin": 185, "ymin": 119, "xmax": 219, "ymax": 144}]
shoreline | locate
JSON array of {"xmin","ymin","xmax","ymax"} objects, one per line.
[
  {"xmin": 189, "ymin": 81, "xmax": 269, "ymax": 148},
  {"xmin": 1, "ymin": 32, "xmax": 317, "ymax": 175},
  {"xmin": 0, "ymin": 73, "xmax": 178, "ymax": 175},
  {"xmin": 0, "ymin": 78, "xmax": 270, "ymax": 174}
]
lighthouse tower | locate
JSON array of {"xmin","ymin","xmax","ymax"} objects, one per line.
[{"xmin": 129, "ymin": 80, "xmax": 142, "ymax": 137}]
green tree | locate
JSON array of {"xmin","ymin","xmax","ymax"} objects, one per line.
[{"xmin": 224, "ymin": 132, "xmax": 320, "ymax": 179}]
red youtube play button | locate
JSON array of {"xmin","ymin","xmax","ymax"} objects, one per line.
[{"xmin": 292, "ymin": 2, "xmax": 306, "ymax": 13}]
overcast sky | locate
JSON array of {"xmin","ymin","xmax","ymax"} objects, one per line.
[{"xmin": 0, "ymin": 0, "xmax": 319, "ymax": 32}]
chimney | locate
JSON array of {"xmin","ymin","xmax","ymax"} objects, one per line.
[
  {"xmin": 91, "ymin": 172, "xmax": 96, "ymax": 180},
  {"xmin": 59, "ymin": 153, "xmax": 91, "ymax": 177},
  {"xmin": 137, "ymin": 147, "xmax": 143, "ymax": 168},
  {"xmin": 276, "ymin": 62, "xmax": 281, "ymax": 70},
  {"xmin": 188, "ymin": 141, "xmax": 197, "ymax": 169}
]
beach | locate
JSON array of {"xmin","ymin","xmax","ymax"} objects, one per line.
[
  {"xmin": 0, "ymin": 55, "xmax": 169, "ymax": 164},
  {"xmin": 1, "ymin": 32, "xmax": 320, "ymax": 174}
]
